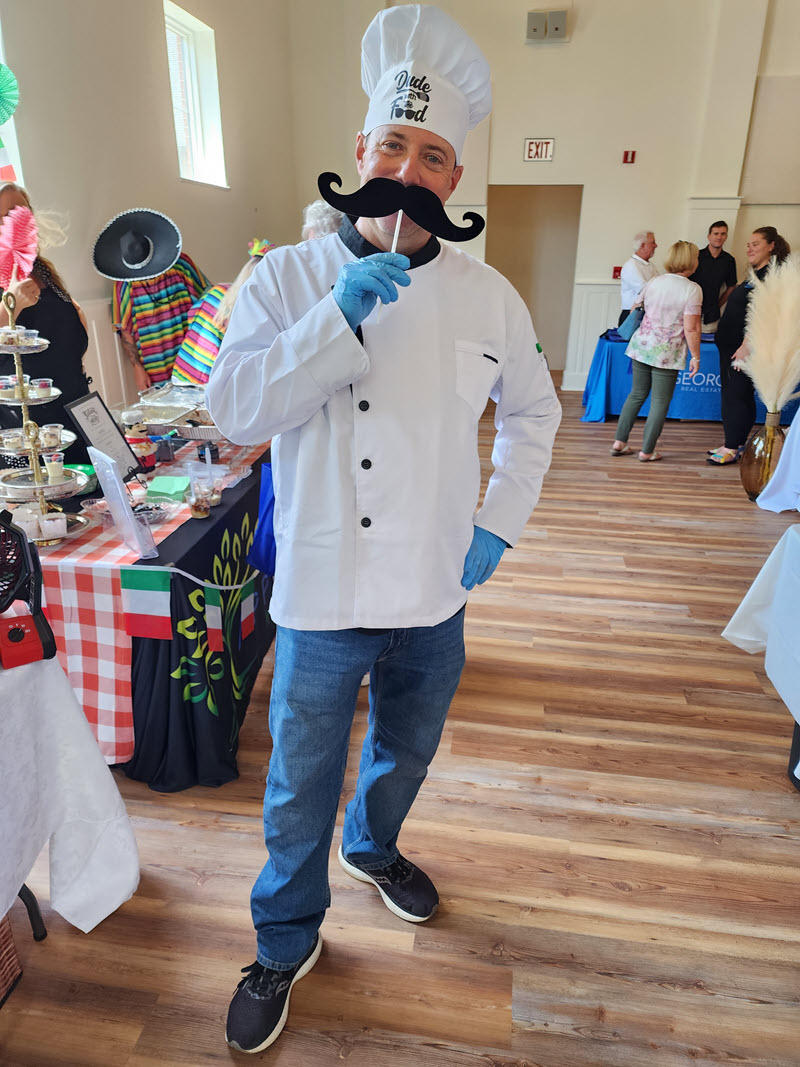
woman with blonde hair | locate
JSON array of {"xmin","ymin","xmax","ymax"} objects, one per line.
[
  {"xmin": 610, "ymin": 240, "xmax": 702, "ymax": 461},
  {"xmin": 0, "ymin": 182, "xmax": 92, "ymax": 463},
  {"xmin": 171, "ymin": 238, "xmax": 275, "ymax": 385}
]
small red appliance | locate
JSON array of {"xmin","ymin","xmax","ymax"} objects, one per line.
[{"xmin": 0, "ymin": 509, "xmax": 57, "ymax": 669}]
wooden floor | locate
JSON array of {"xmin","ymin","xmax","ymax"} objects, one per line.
[{"xmin": 3, "ymin": 390, "xmax": 799, "ymax": 1067}]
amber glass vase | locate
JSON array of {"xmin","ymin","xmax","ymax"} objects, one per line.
[{"xmin": 740, "ymin": 411, "xmax": 785, "ymax": 501}]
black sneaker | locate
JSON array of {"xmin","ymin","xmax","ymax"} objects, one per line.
[
  {"xmin": 225, "ymin": 933, "xmax": 322, "ymax": 1053},
  {"xmin": 338, "ymin": 845, "xmax": 439, "ymax": 922}
]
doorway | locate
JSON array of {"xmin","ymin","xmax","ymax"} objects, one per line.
[{"xmin": 485, "ymin": 185, "xmax": 582, "ymax": 372}]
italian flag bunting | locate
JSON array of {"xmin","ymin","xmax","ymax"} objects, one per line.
[
  {"xmin": 205, "ymin": 586, "xmax": 224, "ymax": 652},
  {"xmin": 0, "ymin": 137, "xmax": 16, "ymax": 182},
  {"xmin": 120, "ymin": 569, "xmax": 172, "ymax": 640},
  {"xmin": 241, "ymin": 578, "xmax": 255, "ymax": 639}
]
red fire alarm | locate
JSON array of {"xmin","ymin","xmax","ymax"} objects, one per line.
[
  {"xmin": 612, "ymin": 266, "xmax": 622, "ymax": 280},
  {"xmin": 622, "ymin": 150, "xmax": 636, "ymax": 164}
]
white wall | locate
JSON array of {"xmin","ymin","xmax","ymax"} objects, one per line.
[
  {"xmin": 732, "ymin": 0, "xmax": 800, "ymax": 277},
  {"xmin": 282, "ymin": 0, "xmax": 773, "ymax": 388},
  {"xmin": 0, "ymin": 0, "xmax": 298, "ymax": 305},
  {"xmin": 2, "ymin": 0, "xmax": 795, "ymax": 398}
]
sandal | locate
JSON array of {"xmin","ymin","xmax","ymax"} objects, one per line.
[
  {"xmin": 638, "ymin": 452, "xmax": 663, "ymax": 462},
  {"xmin": 610, "ymin": 445, "xmax": 635, "ymax": 456},
  {"xmin": 706, "ymin": 449, "xmax": 741, "ymax": 465}
]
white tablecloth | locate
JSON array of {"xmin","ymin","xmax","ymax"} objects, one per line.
[
  {"xmin": 0, "ymin": 656, "xmax": 139, "ymax": 932},
  {"xmin": 758, "ymin": 413, "xmax": 800, "ymax": 513},
  {"xmin": 722, "ymin": 524, "xmax": 800, "ymax": 730}
]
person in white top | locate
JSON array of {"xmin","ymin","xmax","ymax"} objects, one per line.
[
  {"xmin": 209, "ymin": 5, "xmax": 561, "ymax": 1054},
  {"xmin": 619, "ymin": 229, "xmax": 659, "ymax": 324}
]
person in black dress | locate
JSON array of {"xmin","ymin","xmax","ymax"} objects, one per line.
[
  {"xmin": 707, "ymin": 226, "xmax": 791, "ymax": 465},
  {"xmin": 0, "ymin": 183, "xmax": 92, "ymax": 465}
]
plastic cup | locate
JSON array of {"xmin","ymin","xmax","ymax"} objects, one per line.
[
  {"xmin": 38, "ymin": 512, "xmax": 68, "ymax": 538},
  {"xmin": 41, "ymin": 424, "xmax": 63, "ymax": 448},
  {"xmin": 185, "ymin": 490, "xmax": 211, "ymax": 519},
  {"xmin": 31, "ymin": 377, "xmax": 53, "ymax": 397},
  {"xmin": 44, "ymin": 452, "xmax": 65, "ymax": 483},
  {"xmin": 13, "ymin": 513, "xmax": 40, "ymax": 539},
  {"xmin": 2, "ymin": 429, "xmax": 24, "ymax": 451}
]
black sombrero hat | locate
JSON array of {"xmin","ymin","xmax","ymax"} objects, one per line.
[{"xmin": 92, "ymin": 208, "xmax": 182, "ymax": 281}]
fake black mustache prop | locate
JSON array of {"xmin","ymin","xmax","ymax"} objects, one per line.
[{"xmin": 317, "ymin": 173, "xmax": 485, "ymax": 243}]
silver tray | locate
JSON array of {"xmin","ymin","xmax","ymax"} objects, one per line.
[
  {"xmin": 0, "ymin": 339, "xmax": 50, "ymax": 355},
  {"xmin": 145, "ymin": 419, "xmax": 225, "ymax": 441},
  {"xmin": 34, "ymin": 512, "xmax": 90, "ymax": 547},
  {"xmin": 0, "ymin": 429, "xmax": 77, "ymax": 457},
  {"xmin": 0, "ymin": 387, "xmax": 63, "ymax": 406},
  {"xmin": 0, "ymin": 467, "xmax": 89, "ymax": 501},
  {"xmin": 141, "ymin": 404, "xmax": 196, "ymax": 423},
  {"xmin": 138, "ymin": 381, "xmax": 205, "ymax": 407}
]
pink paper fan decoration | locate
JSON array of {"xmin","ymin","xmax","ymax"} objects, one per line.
[{"xmin": 0, "ymin": 204, "xmax": 38, "ymax": 290}]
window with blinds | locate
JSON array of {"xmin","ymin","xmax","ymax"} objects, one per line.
[{"xmin": 163, "ymin": 2, "xmax": 227, "ymax": 187}]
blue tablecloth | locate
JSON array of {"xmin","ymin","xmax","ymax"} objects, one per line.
[{"xmin": 581, "ymin": 336, "xmax": 799, "ymax": 425}]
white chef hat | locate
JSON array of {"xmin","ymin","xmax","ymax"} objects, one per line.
[{"xmin": 361, "ymin": 5, "xmax": 492, "ymax": 164}]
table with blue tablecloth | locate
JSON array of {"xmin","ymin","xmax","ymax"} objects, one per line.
[{"xmin": 581, "ymin": 335, "xmax": 799, "ymax": 425}]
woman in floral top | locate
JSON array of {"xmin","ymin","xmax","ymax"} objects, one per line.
[{"xmin": 611, "ymin": 241, "xmax": 702, "ymax": 461}]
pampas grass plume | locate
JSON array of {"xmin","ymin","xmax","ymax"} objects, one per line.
[{"xmin": 743, "ymin": 254, "xmax": 800, "ymax": 411}]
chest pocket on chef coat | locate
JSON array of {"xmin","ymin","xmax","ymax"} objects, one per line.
[{"xmin": 455, "ymin": 341, "xmax": 501, "ymax": 421}]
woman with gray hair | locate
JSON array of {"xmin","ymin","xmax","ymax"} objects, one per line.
[{"xmin": 301, "ymin": 199, "xmax": 344, "ymax": 241}]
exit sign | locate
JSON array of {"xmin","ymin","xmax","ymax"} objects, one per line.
[{"xmin": 523, "ymin": 138, "xmax": 555, "ymax": 162}]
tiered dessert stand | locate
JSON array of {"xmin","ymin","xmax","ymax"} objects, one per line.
[{"xmin": 0, "ymin": 292, "xmax": 89, "ymax": 546}]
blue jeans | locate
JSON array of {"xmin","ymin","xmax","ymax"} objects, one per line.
[{"xmin": 250, "ymin": 608, "xmax": 466, "ymax": 969}]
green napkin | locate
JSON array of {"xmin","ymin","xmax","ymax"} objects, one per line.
[{"xmin": 147, "ymin": 475, "xmax": 190, "ymax": 502}]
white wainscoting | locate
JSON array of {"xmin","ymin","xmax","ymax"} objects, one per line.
[
  {"xmin": 562, "ymin": 281, "xmax": 621, "ymax": 392},
  {"xmin": 78, "ymin": 297, "xmax": 139, "ymax": 410}
]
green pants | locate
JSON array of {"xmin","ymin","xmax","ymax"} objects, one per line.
[{"xmin": 615, "ymin": 361, "xmax": 679, "ymax": 455}]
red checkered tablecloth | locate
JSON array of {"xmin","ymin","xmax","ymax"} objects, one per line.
[{"xmin": 32, "ymin": 442, "xmax": 267, "ymax": 765}]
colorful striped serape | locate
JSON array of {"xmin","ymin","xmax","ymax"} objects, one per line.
[
  {"xmin": 112, "ymin": 253, "xmax": 210, "ymax": 383},
  {"xmin": 171, "ymin": 283, "xmax": 229, "ymax": 385}
]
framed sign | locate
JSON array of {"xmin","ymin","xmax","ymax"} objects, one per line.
[
  {"xmin": 523, "ymin": 137, "xmax": 555, "ymax": 162},
  {"xmin": 65, "ymin": 391, "xmax": 142, "ymax": 481}
]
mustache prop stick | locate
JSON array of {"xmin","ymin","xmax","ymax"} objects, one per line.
[{"xmin": 317, "ymin": 173, "xmax": 486, "ymax": 244}]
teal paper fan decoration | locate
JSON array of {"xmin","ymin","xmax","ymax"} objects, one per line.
[{"xmin": 0, "ymin": 65, "xmax": 19, "ymax": 127}]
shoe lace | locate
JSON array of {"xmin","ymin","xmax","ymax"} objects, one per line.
[
  {"xmin": 236, "ymin": 962, "xmax": 290, "ymax": 999},
  {"xmin": 381, "ymin": 854, "xmax": 415, "ymax": 884}
]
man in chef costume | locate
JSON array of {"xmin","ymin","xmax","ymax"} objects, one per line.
[{"xmin": 208, "ymin": 5, "xmax": 561, "ymax": 1052}]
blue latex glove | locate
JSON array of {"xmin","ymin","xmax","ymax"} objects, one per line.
[
  {"xmin": 333, "ymin": 253, "xmax": 411, "ymax": 332},
  {"xmin": 461, "ymin": 525, "xmax": 508, "ymax": 590}
]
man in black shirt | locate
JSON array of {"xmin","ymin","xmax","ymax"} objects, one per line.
[{"xmin": 689, "ymin": 220, "xmax": 737, "ymax": 332}]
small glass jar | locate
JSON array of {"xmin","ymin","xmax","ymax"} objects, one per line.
[
  {"xmin": 19, "ymin": 328, "xmax": 39, "ymax": 345},
  {"xmin": 0, "ymin": 375, "xmax": 14, "ymax": 397}
]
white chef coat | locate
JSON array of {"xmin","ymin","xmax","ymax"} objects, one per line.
[
  {"xmin": 206, "ymin": 219, "xmax": 561, "ymax": 630},
  {"xmin": 620, "ymin": 254, "xmax": 659, "ymax": 310}
]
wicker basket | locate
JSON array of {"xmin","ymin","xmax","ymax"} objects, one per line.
[{"xmin": 0, "ymin": 915, "xmax": 22, "ymax": 1008}]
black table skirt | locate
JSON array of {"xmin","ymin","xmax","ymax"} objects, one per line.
[{"xmin": 122, "ymin": 451, "xmax": 275, "ymax": 792}]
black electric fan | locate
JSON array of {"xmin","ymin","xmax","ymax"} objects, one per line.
[{"xmin": 0, "ymin": 509, "xmax": 57, "ymax": 668}]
